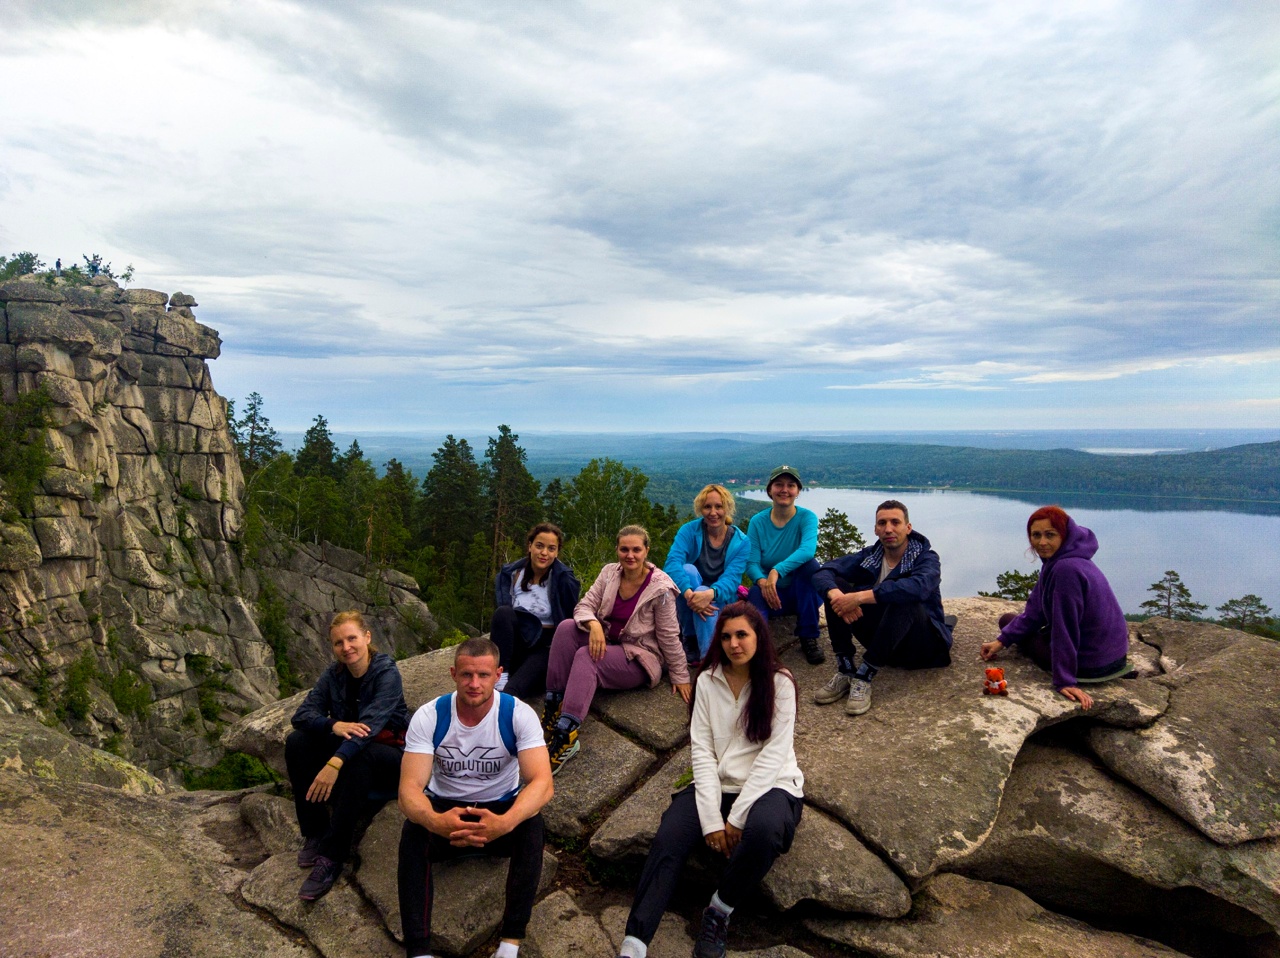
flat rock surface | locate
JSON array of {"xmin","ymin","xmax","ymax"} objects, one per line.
[
  {"xmin": 1088, "ymin": 618, "xmax": 1280, "ymax": 845},
  {"xmin": 805, "ymin": 873, "xmax": 1192, "ymax": 958},
  {"xmin": 353, "ymin": 801, "xmax": 559, "ymax": 953},
  {"xmin": 0, "ymin": 711, "xmax": 166, "ymax": 793},
  {"xmin": 0, "ymin": 770, "xmax": 309, "ymax": 958},
  {"xmin": 543, "ymin": 715, "xmax": 655, "ymax": 838},
  {"xmin": 593, "ymin": 682, "xmax": 693, "ymax": 750},
  {"xmin": 242, "ymin": 852, "xmax": 401, "ymax": 958},
  {"xmin": 789, "ymin": 597, "xmax": 1167, "ymax": 879},
  {"xmin": 950, "ymin": 741, "xmax": 1280, "ymax": 936}
]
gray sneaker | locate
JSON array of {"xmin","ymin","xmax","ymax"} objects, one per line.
[
  {"xmin": 814, "ymin": 672, "xmax": 851, "ymax": 705},
  {"xmin": 845, "ymin": 677, "xmax": 872, "ymax": 715}
]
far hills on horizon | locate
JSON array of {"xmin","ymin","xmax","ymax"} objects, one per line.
[{"xmin": 273, "ymin": 428, "xmax": 1280, "ymax": 514}]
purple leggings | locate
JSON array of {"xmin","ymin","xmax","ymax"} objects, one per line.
[{"xmin": 545, "ymin": 618, "xmax": 649, "ymax": 723}]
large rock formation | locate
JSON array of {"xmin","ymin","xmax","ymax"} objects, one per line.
[
  {"xmin": 0, "ymin": 276, "xmax": 434, "ymax": 780},
  {"xmin": 217, "ymin": 602, "xmax": 1280, "ymax": 958},
  {"xmin": 5, "ymin": 606, "xmax": 1279, "ymax": 958}
]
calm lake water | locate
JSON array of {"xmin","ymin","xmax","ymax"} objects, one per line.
[{"xmin": 744, "ymin": 488, "xmax": 1280, "ymax": 615}]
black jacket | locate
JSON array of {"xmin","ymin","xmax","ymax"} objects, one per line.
[
  {"xmin": 494, "ymin": 557, "xmax": 580, "ymax": 624},
  {"xmin": 812, "ymin": 531, "xmax": 952, "ymax": 647},
  {"xmin": 290, "ymin": 651, "xmax": 411, "ymax": 760}
]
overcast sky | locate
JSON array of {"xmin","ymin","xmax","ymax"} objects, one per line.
[{"xmin": 2, "ymin": 1, "xmax": 1277, "ymax": 434}]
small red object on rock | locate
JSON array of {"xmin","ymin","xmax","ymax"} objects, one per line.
[{"xmin": 983, "ymin": 667, "xmax": 1008, "ymax": 696}]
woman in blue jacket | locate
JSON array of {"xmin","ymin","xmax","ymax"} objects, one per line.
[
  {"xmin": 287, "ymin": 610, "xmax": 410, "ymax": 901},
  {"xmin": 492, "ymin": 522, "xmax": 581, "ymax": 698},
  {"xmin": 664, "ymin": 484, "xmax": 751, "ymax": 662}
]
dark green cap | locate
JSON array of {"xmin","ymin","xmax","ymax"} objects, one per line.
[{"xmin": 767, "ymin": 464, "xmax": 803, "ymax": 490}]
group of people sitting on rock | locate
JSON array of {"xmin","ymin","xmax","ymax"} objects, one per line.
[{"xmin": 283, "ymin": 463, "xmax": 1134, "ymax": 958}]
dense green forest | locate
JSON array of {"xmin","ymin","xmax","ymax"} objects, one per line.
[
  {"xmin": 522, "ymin": 438, "xmax": 1280, "ymax": 512},
  {"xmin": 231, "ymin": 395, "xmax": 681, "ymax": 638}
]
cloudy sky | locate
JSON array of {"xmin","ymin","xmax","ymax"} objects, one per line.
[{"xmin": 2, "ymin": 1, "xmax": 1277, "ymax": 434}]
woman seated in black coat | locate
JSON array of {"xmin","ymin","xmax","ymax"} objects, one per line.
[
  {"xmin": 491, "ymin": 522, "xmax": 581, "ymax": 698},
  {"xmin": 286, "ymin": 610, "xmax": 410, "ymax": 901}
]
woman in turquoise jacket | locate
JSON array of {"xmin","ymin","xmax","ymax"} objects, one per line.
[{"xmin": 664, "ymin": 484, "xmax": 751, "ymax": 662}]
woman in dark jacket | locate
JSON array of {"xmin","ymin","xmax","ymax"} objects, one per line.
[
  {"xmin": 286, "ymin": 610, "xmax": 410, "ymax": 901},
  {"xmin": 491, "ymin": 522, "xmax": 581, "ymax": 698}
]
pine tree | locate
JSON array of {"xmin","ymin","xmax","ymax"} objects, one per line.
[
  {"xmin": 230, "ymin": 392, "xmax": 282, "ymax": 479},
  {"xmin": 294, "ymin": 415, "xmax": 338, "ymax": 480},
  {"xmin": 979, "ymin": 569, "xmax": 1040, "ymax": 602},
  {"xmin": 1216, "ymin": 594, "xmax": 1273, "ymax": 633},
  {"xmin": 1141, "ymin": 570, "xmax": 1207, "ymax": 620},
  {"xmin": 483, "ymin": 425, "xmax": 542, "ymax": 575},
  {"xmin": 418, "ymin": 436, "xmax": 485, "ymax": 570},
  {"xmin": 816, "ymin": 508, "xmax": 865, "ymax": 562}
]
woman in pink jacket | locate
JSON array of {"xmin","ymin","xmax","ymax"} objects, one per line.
[{"xmin": 542, "ymin": 524, "xmax": 692, "ymax": 774}]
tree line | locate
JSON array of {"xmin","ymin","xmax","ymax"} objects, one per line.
[
  {"xmin": 980, "ymin": 567, "xmax": 1277, "ymax": 640},
  {"xmin": 229, "ymin": 394, "xmax": 680, "ymax": 637}
]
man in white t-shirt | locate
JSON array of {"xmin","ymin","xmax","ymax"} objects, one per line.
[{"xmin": 397, "ymin": 637, "xmax": 553, "ymax": 958}]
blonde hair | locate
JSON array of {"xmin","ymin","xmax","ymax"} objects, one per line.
[
  {"xmin": 329, "ymin": 610, "xmax": 377, "ymax": 655},
  {"xmin": 617, "ymin": 524, "xmax": 650, "ymax": 547},
  {"xmin": 693, "ymin": 483, "xmax": 736, "ymax": 524}
]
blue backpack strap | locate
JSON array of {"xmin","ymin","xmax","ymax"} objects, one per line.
[
  {"xmin": 432, "ymin": 693, "xmax": 453, "ymax": 751},
  {"xmin": 497, "ymin": 693, "xmax": 517, "ymax": 756}
]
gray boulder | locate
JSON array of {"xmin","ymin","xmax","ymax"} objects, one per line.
[
  {"xmin": 240, "ymin": 791, "xmax": 303, "ymax": 856},
  {"xmin": 790, "ymin": 597, "xmax": 1167, "ymax": 879},
  {"xmin": 762, "ymin": 805, "xmax": 911, "ymax": 917},
  {"xmin": 805, "ymin": 873, "xmax": 1192, "ymax": 958},
  {"xmin": 1088, "ymin": 618, "xmax": 1280, "ymax": 845},
  {"xmin": 0, "ymin": 769, "xmax": 309, "ymax": 958},
  {"xmin": 543, "ymin": 715, "xmax": 655, "ymax": 838},
  {"xmin": 525, "ymin": 890, "xmax": 617, "ymax": 958},
  {"xmin": 590, "ymin": 745, "xmax": 692, "ymax": 860},
  {"xmin": 950, "ymin": 741, "xmax": 1280, "ymax": 937},
  {"xmin": 240, "ymin": 853, "xmax": 402, "ymax": 958},
  {"xmin": 601, "ymin": 905, "xmax": 694, "ymax": 956},
  {"xmin": 0, "ymin": 712, "xmax": 165, "ymax": 794}
]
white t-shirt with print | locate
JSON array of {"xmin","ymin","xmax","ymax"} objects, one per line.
[{"xmin": 404, "ymin": 692, "xmax": 544, "ymax": 803}]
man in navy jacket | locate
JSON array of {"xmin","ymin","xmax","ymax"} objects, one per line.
[{"xmin": 810, "ymin": 500, "xmax": 952, "ymax": 716}]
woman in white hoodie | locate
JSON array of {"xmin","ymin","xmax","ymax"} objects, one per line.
[{"xmin": 617, "ymin": 601, "xmax": 804, "ymax": 958}]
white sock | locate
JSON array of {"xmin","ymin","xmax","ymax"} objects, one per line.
[
  {"xmin": 619, "ymin": 935, "xmax": 648, "ymax": 958},
  {"xmin": 495, "ymin": 673, "xmax": 509, "ymax": 692},
  {"xmin": 493, "ymin": 941, "xmax": 519, "ymax": 958},
  {"xmin": 710, "ymin": 891, "xmax": 733, "ymax": 916}
]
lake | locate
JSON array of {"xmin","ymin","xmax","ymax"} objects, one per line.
[{"xmin": 744, "ymin": 488, "xmax": 1280, "ymax": 615}]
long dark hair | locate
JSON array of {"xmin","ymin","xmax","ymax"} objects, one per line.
[
  {"xmin": 520, "ymin": 522, "xmax": 565, "ymax": 590},
  {"xmin": 693, "ymin": 601, "xmax": 795, "ymax": 743}
]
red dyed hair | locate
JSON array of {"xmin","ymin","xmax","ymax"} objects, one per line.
[{"xmin": 1026, "ymin": 505, "xmax": 1070, "ymax": 540}]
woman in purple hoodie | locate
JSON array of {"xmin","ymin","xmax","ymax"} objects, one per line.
[{"xmin": 979, "ymin": 506, "xmax": 1130, "ymax": 710}]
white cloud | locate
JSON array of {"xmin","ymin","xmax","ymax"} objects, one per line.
[{"xmin": 0, "ymin": 0, "xmax": 1277, "ymax": 431}]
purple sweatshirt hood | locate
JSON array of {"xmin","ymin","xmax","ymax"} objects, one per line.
[{"xmin": 1046, "ymin": 518, "xmax": 1099, "ymax": 566}]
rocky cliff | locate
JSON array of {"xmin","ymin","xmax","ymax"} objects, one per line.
[
  {"xmin": 3, "ymin": 608, "xmax": 1276, "ymax": 958},
  {"xmin": 0, "ymin": 275, "xmax": 434, "ymax": 781}
]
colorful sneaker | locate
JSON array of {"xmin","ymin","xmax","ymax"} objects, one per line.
[
  {"xmin": 692, "ymin": 905, "xmax": 730, "ymax": 958},
  {"xmin": 799, "ymin": 635, "xmax": 826, "ymax": 665},
  {"xmin": 297, "ymin": 836, "xmax": 324, "ymax": 868},
  {"xmin": 845, "ymin": 677, "xmax": 872, "ymax": 715},
  {"xmin": 813, "ymin": 672, "xmax": 851, "ymax": 705},
  {"xmin": 299, "ymin": 855, "xmax": 341, "ymax": 901},
  {"xmin": 540, "ymin": 698, "xmax": 562, "ymax": 744},
  {"xmin": 548, "ymin": 727, "xmax": 580, "ymax": 775}
]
